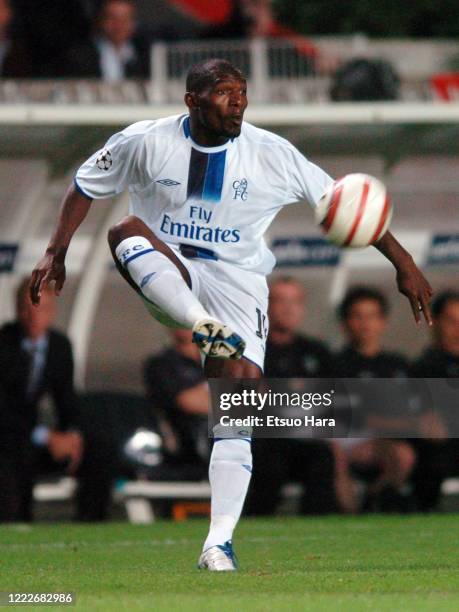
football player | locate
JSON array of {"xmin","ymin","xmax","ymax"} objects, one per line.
[{"xmin": 30, "ymin": 58, "xmax": 432, "ymax": 570}]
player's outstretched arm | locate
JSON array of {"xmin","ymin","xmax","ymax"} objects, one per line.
[
  {"xmin": 30, "ymin": 183, "xmax": 93, "ymax": 305},
  {"xmin": 374, "ymin": 230, "xmax": 433, "ymax": 326}
]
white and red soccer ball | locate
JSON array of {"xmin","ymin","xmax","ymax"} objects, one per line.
[{"xmin": 315, "ymin": 173, "xmax": 393, "ymax": 248}]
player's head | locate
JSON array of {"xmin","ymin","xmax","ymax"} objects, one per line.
[
  {"xmin": 431, "ymin": 290, "xmax": 459, "ymax": 355},
  {"xmin": 185, "ymin": 59, "xmax": 247, "ymax": 140},
  {"xmin": 16, "ymin": 278, "xmax": 56, "ymax": 340},
  {"xmin": 268, "ymin": 276, "xmax": 306, "ymax": 334},
  {"xmin": 338, "ymin": 286, "xmax": 389, "ymax": 349},
  {"xmin": 97, "ymin": 0, "xmax": 136, "ymax": 47}
]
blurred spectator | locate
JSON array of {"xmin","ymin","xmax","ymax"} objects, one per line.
[
  {"xmin": 246, "ymin": 277, "xmax": 337, "ymax": 516},
  {"xmin": 333, "ymin": 286, "xmax": 417, "ymax": 513},
  {"xmin": 264, "ymin": 276, "xmax": 333, "ymax": 377},
  {"xmin": 410, "ymin": 290, "xmax": 459, "ymax": 510},
  {"xmin": 200, "ymin": 0, "xmax": 323, "ymax": 74},
  {"xmin": 0, "ymin": 279, "xmax": 112, "ymax": 521},
  {"xmin": 65, "ymin": 0, "xmax": 149, "ymax": 81},
  {"xmin": 0, "ymin": 0, "xmax": 30, "ymax": 77},
  {"xmin": 144, "ymin": 328, "xmax": 209, "ymax": 480},
  {"xmin": 201, "ymin": 0, "xmax": 274, "ymax": 39},
  {"xmin": 14, "ymin": 0, "xmax": 90, "ymax": 77},
  {"xmin": 413, "ymin": 291, "xmax": 459, "ymax": 378}
]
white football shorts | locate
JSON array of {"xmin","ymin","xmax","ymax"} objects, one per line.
[{"xmin": 141, "ymin": 247, "xmax": 269, "ymax": 371}]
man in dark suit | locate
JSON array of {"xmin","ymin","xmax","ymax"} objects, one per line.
[
  {"xmin": 0, "ymin": 279, "xmax": 104, "ymax": 522},
  {"xmin": 65, "ymin": 0, "xmax": 149, "ymax": 81}
]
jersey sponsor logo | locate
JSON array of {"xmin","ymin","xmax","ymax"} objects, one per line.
[
  {"xmin": 156, "ymin": 178, "xmax": 181, "ymax": 186},
  {"xmin": 96, "ymin": 148, "xmax": 112, "ymax": 171},
  {"xmin": 232, "ymin": 179, "xmax": 248, "ymax": 201},
  {"xmin": 160, "ymin": 213, "xmax": 240, "ymax": 243}
]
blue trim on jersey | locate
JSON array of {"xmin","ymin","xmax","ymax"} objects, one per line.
[
  {"xmin": 187, "ymin": 147, "xmax": 227, "ymax": 204},
  {"xmin": 179, "ymin": 244, "xmax": 218, "ymax": 261},
  {"xmin": 187, "ymin": 148, "xmax": 208, "ymax": 201},
  {"xmin": 183, "ymin": 116, "xmax": 191, "ymax": 138},
  {"xmin": 202, "ymin": 149, "xmax": 227, "ymax": 202},
  {"xmin": 74, "ymin": 177, "xmax": 92, "ymax": 200},
  {"xmin": 124, "ymin": 248, "xmax": 154, "ymax": 266}
]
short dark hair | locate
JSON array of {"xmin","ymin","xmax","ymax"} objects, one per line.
[
  {"xmin": 186, "ymin": 59, "xmax": 244, "ymax": 94},
  {"xmin": 431, "ymin": 290, "xmax": 459, "ymax": 318},
  {"xmin": 338, "ymin": 286, "xmax": 389, "ymax": 320}
]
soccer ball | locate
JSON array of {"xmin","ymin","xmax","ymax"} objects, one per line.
[
  {"xmin": 315, "ymin": 173, "xmax": 392, "ymax": 248},
  {"xmin": 96, "ymin": 148, "xmax": 112, "ymax": 171}
]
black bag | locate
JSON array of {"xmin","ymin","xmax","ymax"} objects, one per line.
[{"xmin": 330, "ymin": 57, "xmax": 400, "ymax": 101}]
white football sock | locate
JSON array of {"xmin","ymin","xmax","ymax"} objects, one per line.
[
  {"xmin": 203, "ymin": 438, "xmax": 252, "ymax": 551},
  {"xmin": 115, "ymin": 236, "xmax": 209, "ymax": 328}
]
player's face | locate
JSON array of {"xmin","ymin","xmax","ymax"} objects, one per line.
[
  {"xmin": 197, "ymin": 77, "xmax": 248, "ymax": 140},
  {"xmin": 268, "ymin": 282, "xmax": 306, "ymax": 333},
  {"xmin": 435, "ymin": 301, "xmax": 459, "ymax": 355},
  {"xmin": 344, "ymin": 299, "xmax": 386, "ymax": 347},
  {"xmin": 17, "ymin": 289, "xmax": 56, "ymax": 340}
]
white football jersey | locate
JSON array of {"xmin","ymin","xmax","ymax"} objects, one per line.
[{"xmin": 76, "ymin": 114, "xmax": 333, "ymax": 274}]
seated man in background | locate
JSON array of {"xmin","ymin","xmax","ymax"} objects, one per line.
[
  {"xmin": 332, "ymin": 286, "xmax": 418, "ymax": 512},
  {"xmin": 410, "ymin": 290, "xmax": 459, "ymax": 510},
  {"xmin": 65, "ymin": 0, "xmax": 149, "ymax": 81},
  {"xmin": 0, "ymin": 279, "xmax": 110, "ymax": 522},
  {"xmin": 144, "ymin": 328, "xmax": 210, "ymax": 481},
  {"xmin": 413, "ymin": 290, "xmax": 459, "ymax": 377},
  {"xmin": 246, "ymin": 276, "xmax": 338, "ymax": 516}
]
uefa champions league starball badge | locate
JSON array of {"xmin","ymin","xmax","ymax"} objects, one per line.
[{"xmin": 96, "ymin": 148, "xmax": 113, "ymax": 171}]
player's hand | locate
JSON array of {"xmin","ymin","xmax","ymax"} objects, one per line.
[
  {"xmin": 29, "ymin": 251, "xmax": 66, "ymax": 305},
  {"xmin": 395, "ymin": 257, "xmax": 433, "ymax": 326}
]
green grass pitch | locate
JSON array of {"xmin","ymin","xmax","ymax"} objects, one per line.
[{"xmin": 1, "ymin": 515, "xmax": 458, "ymax": 611}]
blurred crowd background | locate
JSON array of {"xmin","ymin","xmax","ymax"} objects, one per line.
[
  {"xmin": 1, "ymin": 276, "xmax": 458, "ymax": 522},
  {"xmin": 0, "ymin": 0, "xmax": 458, "ymax": 523},
  {"xmin": 0, "ymin": 0, "xmax": 458, "ymax": 98}
]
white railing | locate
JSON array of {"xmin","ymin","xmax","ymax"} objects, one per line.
[
  {"xmin": 1, "ymin": 37, "xmax": 456, "ymax": 105},
  {"xmin": 150, "ymin": 38, "xmax": 317, "ymax": 104}
]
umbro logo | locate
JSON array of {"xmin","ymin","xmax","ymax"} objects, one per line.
[{"xmin": 156, "ymin": 178, "xmax": 181, "ymax": 186}]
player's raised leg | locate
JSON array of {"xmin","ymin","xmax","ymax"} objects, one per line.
[
  {"xmin": 107, "ymin": 215, "xmax": 245, "ymax": 359},
  {"xmin": 198, "ymin": 357, "xmax": 261, "ymax": 572}
]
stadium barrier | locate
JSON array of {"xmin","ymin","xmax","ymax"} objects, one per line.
[{"xmin": 33, "ymin": 477, "xmax": 459, "ymax": 523}]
